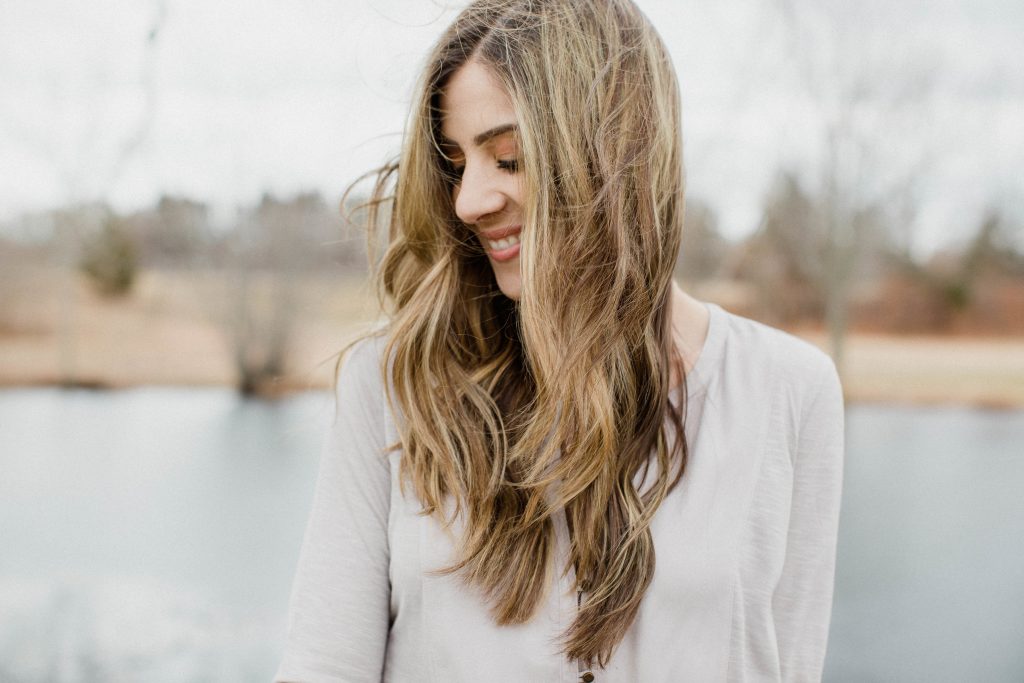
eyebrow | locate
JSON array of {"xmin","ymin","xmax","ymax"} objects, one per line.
[{"xmin": 440, "ymin": 123, "xmax": 519, "ymax": 149}]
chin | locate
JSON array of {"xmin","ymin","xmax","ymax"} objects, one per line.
[
  {"xmin": 497, "ymin": 280, "xmax": 521, "ymax": 301},
  {"xmin": 494, "ymin": 270, "xmax": 522, "ymax": 301}
]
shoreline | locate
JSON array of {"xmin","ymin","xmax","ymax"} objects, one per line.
[
  {"xmin": 1, "ymin": 269, "xmax": 1022, "ymax": 408},
  {"xmin": 3, "ymin": 329, "xmax": 1021, "ymax": 409}
]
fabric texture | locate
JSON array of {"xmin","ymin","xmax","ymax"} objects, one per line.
[{"xmin": 274, "ymin": 302, "xmax": 845, "ymax": 683}]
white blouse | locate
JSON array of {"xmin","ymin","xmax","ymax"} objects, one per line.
[{"xmin": 275, "ymin": 302, "xmax": 845, "ymax": 682}]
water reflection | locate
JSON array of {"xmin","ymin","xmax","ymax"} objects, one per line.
[
  {"xmin": 827, "ymin": 406, "xmax": 1024, "ymax": 683},
  {"xmin": 0, "ymin": 388, "xmax": 328, "ymax": 681},
  {"xmin": 0, "ymin": 390, "xmax": 1021, "ymax": 681}
]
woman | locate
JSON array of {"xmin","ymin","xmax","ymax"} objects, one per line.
[{"xmin": 276, "ymin": 1, "xmax": 844, "ymax": 681}]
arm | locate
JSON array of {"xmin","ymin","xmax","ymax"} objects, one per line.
[
  {"xmin": 773, "ymin": 356, "xmax": 845, "ymax": 681},
  {"xmin": 275, "ymin": 338, "xmax": 392, "ymax": 683}
]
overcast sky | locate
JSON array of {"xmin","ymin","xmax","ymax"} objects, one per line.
[{"xmin": 1, "ymin": 0, "xmax": 1020, "ymax": 254}]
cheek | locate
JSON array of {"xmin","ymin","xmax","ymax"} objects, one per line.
[
  {"xmin": 449, "ymin": 185, "xmax": 465, "ymax": 222},
  {"xmin": 507, "ymin": 176, "xmax": 526, "ymax": 207}
]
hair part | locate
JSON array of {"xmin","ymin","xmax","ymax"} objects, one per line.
[{"xmin": 340, "ymin": 0, "xmax": 689, "ymax": 668}]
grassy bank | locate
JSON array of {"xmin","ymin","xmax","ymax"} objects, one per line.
[{"xmin": 2, "ymin": 267, "xmax": 1022, "ymax": 407}]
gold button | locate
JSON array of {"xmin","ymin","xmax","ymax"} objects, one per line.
[{"xmin": 580, "ymin": 673, "xmax": 595, "ymax": 683}]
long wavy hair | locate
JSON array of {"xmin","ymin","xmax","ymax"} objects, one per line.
[{"xmin": 338, "ymin": 0, "xmax": 688, "ymax": 668}]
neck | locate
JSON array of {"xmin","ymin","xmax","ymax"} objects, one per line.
[{"xmin": 668, "ymin": 280, "xmax": 709, "ymax": 392}]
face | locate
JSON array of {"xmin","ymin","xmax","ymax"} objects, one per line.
[{"xmin": 438, "ymin": 60, "xmax": 524, "ymax": 301}]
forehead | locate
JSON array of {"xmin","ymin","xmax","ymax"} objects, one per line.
[{"xmin": 438, "ymin": 61, "xmax": 517, "ymax": 144}]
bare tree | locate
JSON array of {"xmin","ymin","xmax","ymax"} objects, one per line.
[
  {"xmin": 127, "ymin": 195, "xmax": 212, "ymax": 267},
  {"xmin": 79, "ymin": 214, "xmax": 138, "ymax": 297},
  {"xmin": 731, "ymin": 172, "xmax": 824, "ymax": 325},
  {"xmin": 0, "ymin": 1, "xmax": 167, "ymax": 385},
  {"xmin": 675, "ymin": 197, "xmax": 728, "ymax": 284},
  {"xmin": 223, "ymin": 192, "xmax": 341, "ymax": 394},
  {"xmin": 775, "ymin": 0, "xmax": 937, "ymax": 372}
]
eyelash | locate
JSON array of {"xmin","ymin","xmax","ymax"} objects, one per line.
[{"xmin": 448, "ymin": 158, "xmax": 520, "ymax": 180}]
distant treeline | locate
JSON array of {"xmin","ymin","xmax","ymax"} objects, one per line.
[{"xmin": 2, "ymin": 176, "xmax": 1022, "ymax": 336}]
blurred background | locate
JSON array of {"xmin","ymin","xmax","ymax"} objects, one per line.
[{"xmin": 0, "ymin": 0, "xmax": 1021, "ymax": 681}]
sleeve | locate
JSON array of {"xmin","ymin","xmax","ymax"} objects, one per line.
[
  {"xmin": 274, "ymin": 338, "xmax": 392, "ymax": 683},
  {"xmin": 772, "ymin": 354, "xmax": 845, "ymax": 681}
]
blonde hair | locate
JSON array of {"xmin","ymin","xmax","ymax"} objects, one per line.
[{"xmin": 341, "ymin": 0, "xmax": 688, "ymax": 668}]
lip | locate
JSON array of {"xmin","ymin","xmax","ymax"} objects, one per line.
[
  {"xmin": 479, "ymin": 225, "xmax": 522, "ymax": 263},
  {"xmin": 479, "ymin": 225, "xmax": 522, "ymax": 240}
]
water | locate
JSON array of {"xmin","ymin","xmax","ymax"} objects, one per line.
[
  {"xmin": 0, "ymin": 389, "xmax": 1021, "ymax": 682},
  {"xmin": 826, "ymin": 405, "xmax": 1024, "ymax": 683},
  {"xmin": 0, "ymin": 388, "xmax": 328, "ymax": 682}
]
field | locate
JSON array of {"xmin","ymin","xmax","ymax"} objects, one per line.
[{"xmin": 2, "ymin": 267, "xmax": 1022, "ymax": 407}]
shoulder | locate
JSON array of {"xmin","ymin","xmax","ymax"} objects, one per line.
[
  {"xmin": 719, "ymin": 306, "xmax": 836, "ymax": 381},
  {"xmin": 319, "ymin": 331, "xmax": 395, "ymax": 474},
  {"xmin": 335, "ymin": 331, "xmax": 389, "ymax": 389},
  {"xmin": 715, "ymin": 305, "xmax": 842, "ymax": 418},
  {"xmin": 332, "ymin": 331, "xmax": 392, "ymax": 419}
]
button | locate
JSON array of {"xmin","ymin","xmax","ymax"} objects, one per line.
[{"xmin": 580, "ymin": 673, "xmax": 595, "ymax": 683}]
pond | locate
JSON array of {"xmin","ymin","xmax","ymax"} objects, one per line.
[{"xmin": 1, "ymin": 388, "xmax": 1021, "ymax": 682}]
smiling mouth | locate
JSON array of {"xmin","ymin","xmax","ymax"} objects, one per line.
[
  {"xmin": 483, "ymin": 232, "xmax": 520, "ymax": 251},
  {"xmin": 479, "ymin": 226, "xmax": 522, "ymax": 262}
]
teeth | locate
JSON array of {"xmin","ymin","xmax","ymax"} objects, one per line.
[{"xmin": 488, "ymin": 233, "xmax": 520, "ymax": 250}]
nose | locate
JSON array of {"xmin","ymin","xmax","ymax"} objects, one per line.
[{"xmin": 453, "ymin": 162, "xmax": 506, "ymax": 225}]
